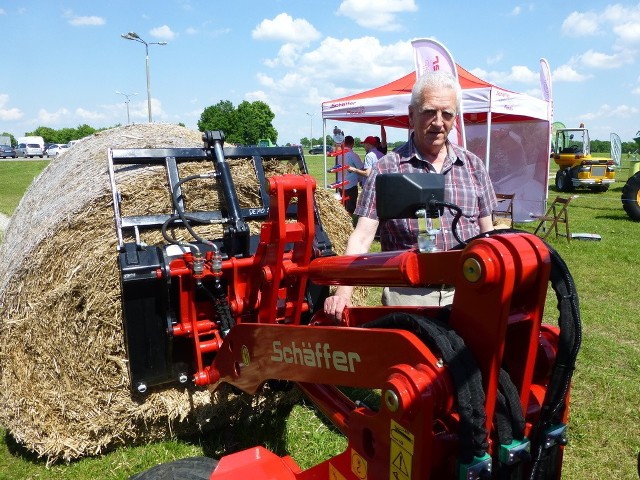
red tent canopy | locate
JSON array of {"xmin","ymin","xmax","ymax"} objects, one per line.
[
  {"xmin": 322, "ymin": 65, "xmax": 548, "ymax": 128},
  {"xmin": 321, "ymin": 64, "xmax": 552, "ymax": 222}
]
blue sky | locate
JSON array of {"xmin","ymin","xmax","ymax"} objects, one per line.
[{"xmin": 1, "ymin": 1, "xmax": 639, "ymax": 145}]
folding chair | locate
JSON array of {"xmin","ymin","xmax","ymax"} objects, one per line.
[
  {"xmin": 533, "ymin": 195, "xmax": 576, "ymax": 243},
  {"xmin": 492, "ymin": 193, "xmax": 515, "ymax": 228}
]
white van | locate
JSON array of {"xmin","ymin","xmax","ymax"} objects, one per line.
[{"xmin": 17, "ymin": 136, "xmax": 45, "ymax": 158}]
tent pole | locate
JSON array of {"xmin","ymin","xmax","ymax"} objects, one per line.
[
  {"xmin": 485, "ymin": 89, "xmax": 493, "ymax": 171},
  {"xmin": 323, "ymin": 120, "xmax": 327, "ymax": 189}
]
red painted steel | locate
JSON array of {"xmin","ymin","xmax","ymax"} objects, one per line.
[{"xmin": 159, "ymin": 174, "xmax": 564, "ymax": 479}]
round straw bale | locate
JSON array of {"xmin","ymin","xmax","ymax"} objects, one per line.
[{"xmin": 0, "ymin": 123, "xmax": 362, "ymax": 462}]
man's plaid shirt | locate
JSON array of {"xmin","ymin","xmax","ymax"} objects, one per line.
[{"xmin": 354, "ymin": 136, "xmax": 497, "ymax": 252}]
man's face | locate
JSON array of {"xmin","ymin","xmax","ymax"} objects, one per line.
[{"xmin": 408, "ymin": 87, "xmax": 457, "ymax": 156}]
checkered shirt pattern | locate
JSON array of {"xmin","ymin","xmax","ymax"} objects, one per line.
[{"xmin": 354, "ymin": 137, "xmax": 497, "ymax": 251}]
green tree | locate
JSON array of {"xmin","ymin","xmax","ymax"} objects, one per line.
[
  {"xmin": 75, "ymin": 124, "xmax": 97, "ymax": 139},
  {"xmin": 197, "ymin": 100, "xmax": 277, "ymax": 145},
  {"xmin": 27, "ymin": 124, "xmax": 98, "ymax": 144},
  {"xmin": 198, "ymin": 101, "xmax": 239, "ymax": 142},
  {"xmin": 237, "ymin": 100, "xmax": 277, "ymax": 145},
  {"xmin": 27, "ymin": 126, "xmax": 58, "ymax": 143}
]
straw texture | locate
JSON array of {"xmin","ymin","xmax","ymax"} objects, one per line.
[{"xmin": 0, "ymin": 124, "xmax": 360, "ymax": 462}]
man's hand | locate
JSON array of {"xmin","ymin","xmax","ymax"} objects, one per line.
[{"xmin": 323, "ymin": 293, "xmax": 352, "ymax": 322}]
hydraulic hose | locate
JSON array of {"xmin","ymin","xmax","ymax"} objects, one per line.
[
  {"xmin": 196, "ymin": 278, "xmax": 235, "ymax": 334},
  {"xmin": 168, "ymin": 173, "xmax": 218, "ymax": 252},
  {"xmin": 429, "ymin": 200, "xmax": 465, "ymax": 245},
  {"xmin": 453, "ymin": 228, "xmax": 581, "ymax": 479},
  {"xmin": 362, "ymin": 312, "xmax": 489, "ymax": 464}
]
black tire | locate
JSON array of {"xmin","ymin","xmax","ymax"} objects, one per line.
[
  {"xmin": 555, "ymin": 169, "xmax": 573, "ymax": 193},
  {"xmin": 622, "ymin": 172, "xmax": 640, "ymax": 221},
  {"xmin": 129, "ymin": 457, "xmax": 218, "ymax": 480}
]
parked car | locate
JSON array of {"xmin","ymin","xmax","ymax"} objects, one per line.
[
  {"xmin": 308, "ymin": 145, "xmax": 334, "ymax": 155},
  {"xmin": 0, "ymin": 145, "xmax": 17, "ymax": 158},
  {"xmin": 15, "ymin": 143, "xmax": 27, "ymax": 157},
  {"xmin": 23, "ymin": 143, "xmax": 44, "ymax": 158},
  {"xmin": 46, "ymin": 144, "xmax": 69, "ymax": 157}
]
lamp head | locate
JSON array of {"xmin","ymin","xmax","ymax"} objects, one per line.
[{"xmin": 121, "ymin": 32, "xmax": 140, "ymax": 41}]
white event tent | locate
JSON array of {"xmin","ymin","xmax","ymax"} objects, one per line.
[{"xmin": 321, "ymin": 64, "xmax": 552, "ymax": 221}]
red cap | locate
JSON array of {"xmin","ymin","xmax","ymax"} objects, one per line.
[{"xmin": 362, "ymin": 136, "xmax": 377, "ymax": 145}]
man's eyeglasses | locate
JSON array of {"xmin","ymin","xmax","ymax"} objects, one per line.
[{"xmin": 419, "ymin": 109, "xmax": 456, "ymax": 122}]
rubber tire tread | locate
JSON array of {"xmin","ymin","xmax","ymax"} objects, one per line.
[
  {"xmin": 622, "ymin": 172, "xmax": 640, "ymax": 221},
  {"xmin": 554, "ymin": 170, "xmax": 573, "ymax": 193},
  {"xmin": 129, "ymin": 457, "xmax": 219, "ymax": 480}
]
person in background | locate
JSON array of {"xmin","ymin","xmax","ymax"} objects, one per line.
[
  {"xmin": 376, "ymin": 125, "xmax": 388, "ymax": 155},
  {"xmin": 324, "ymin": 69, "xmax": 497, "ymax": 320},
  {"xmin": 350, "ymin": 135, "xmax": 382, "ymax": 181},
  {"xmin": 339, "ymin": 135, "xmax": 364, "ymax": 220}
]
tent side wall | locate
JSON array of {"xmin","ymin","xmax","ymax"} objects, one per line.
[{"xmin": 466, "ymin": 121, "xmax": 550, "ymax": 221}]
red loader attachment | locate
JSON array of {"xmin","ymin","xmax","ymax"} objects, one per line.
[{"xmin": 114, "ymin": 132, "xmax": 581, "ymax": 480}]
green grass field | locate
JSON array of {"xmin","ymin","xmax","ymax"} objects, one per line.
[{"xmin": 0, "ymin": 154, "xmax": 638, "ymax": 479}]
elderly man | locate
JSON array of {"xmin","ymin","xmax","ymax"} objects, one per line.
[{"xmin": 324, "ymin": 70, "xmax": 497, "ymax": 320}]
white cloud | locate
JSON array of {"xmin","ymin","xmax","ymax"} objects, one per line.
[
  {"xmin": 256, "ymin": 73, "xmax": 276, "ymax": 88},
  {"xmin": 602, "ymin": 3, "xmax": 640, "ymax": 24},
  {"xmin": 70, "ymin": 16, "xmax": 105, "ymax": 26},
  {"xmin": 264, "ymin": 43, "xmax": 305, "ymax": 68},
  {"xmin": 65, "ymin": 10, "xmax": 106, "ymax": 26},
  {"xmin": 336, "ymin": 0, "xmax": 418, "ymax": 32},
  {"xmin": 0, "ymin": 8, "xmax": 6, "ymax": 15},
  {"xmin": 613, "ymin": 21, "xmax": 640, "ymax": 43},
  {"xmin": 508, "ymin": 65, "xmax": 538, "ymax": 82},
  {"xmin": 580, "ymin": 104, "xmax": 639, "ymax": 121},
  {"xmin": 562, "ymin": 5, "xmax": 640, "ymax": 45},
  {"xmin": 510, "ymin": 6, "xmax": 522, "ymax": 16},
  {"xmin": 129, "ymin": 99, "xmax": 166, "ymax": 121},
  {"xmin": 0, "ymin": 94, "xmax": 22, "ymax": 121},
  {"xmin": 561, "ymin": 11, "xmax": 599, "ymax": 37},
  {"xmin": 0, "ymin": 108, "xmax": 22, "ymax": 121},
  {"xmin": 469, "ymin": 65, "xmax": 537, "ymax": 85},
  {"xmin": 552, "ymin": 64, "xmax": 590, "ymax": 82},
  {"xmin": 574, "ymin": 49, "xmax": 633, "ymax": 69},
  {"xmin": 75, "ymin": 108, "xmax": 105, "ymax": 121},
  {"xmin": 37, "ymin": 108, "xmax": 70, "ymax": 124},
  {"xmin": 252, "ymin": 13, "xmax": 321, "ymax": 44},
  {"xmin": 150, "ymin": 25, "xmax": 176, "ymax": 41},
  {"xmin": 178, "ymin": 0, "xmax": 194, "ymax": 12},
  {"xmin": 186, "ymin": 27, "xmax": 198, "ymax": 35},
  {"xmin": 299, "ymin": 36, "xmax": 412, "ymax": 85},
  {"xmin": 486, "ymin": 52, "xmax": 503, "ymax": 65}
]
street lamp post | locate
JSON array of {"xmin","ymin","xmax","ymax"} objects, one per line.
[
  {"xmin": 115, "ymin": 91, "xmax": 138, "ymax": 124},
  {"xmin": 121, "ymin": 32, "xmax": 167, "ymax": 123},
  {"xmin": 306, "ymin": 112, "xmax": 314, "ymax": 148}
]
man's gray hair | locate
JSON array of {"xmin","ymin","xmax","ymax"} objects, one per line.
[{"xmin": 410, "ymin": 70, "xmax": 462, "ymax": 113}]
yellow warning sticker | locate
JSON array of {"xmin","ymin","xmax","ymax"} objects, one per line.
[
  {"xmin": 241, "ymin": 345, "xmax": 250, "ymax": 366},
  {"xmin": 389, "ymin": 420, "xmax": 414, "ymax": 480},
  {"xmin": 351, "ymin": 449, "xmax": 368, "ymax": 479},
  {"xmin": 329, "ymin": 462, "xmax": 347, "ymax": 480}
]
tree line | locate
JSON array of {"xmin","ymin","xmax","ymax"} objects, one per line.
[
  {"xmin": 3, "ymin": 101, "xmax": 640, "ymax": 155},
  {"xmin": 1, "ymin": 124, "xmax": 102, "ymax": 146}
]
